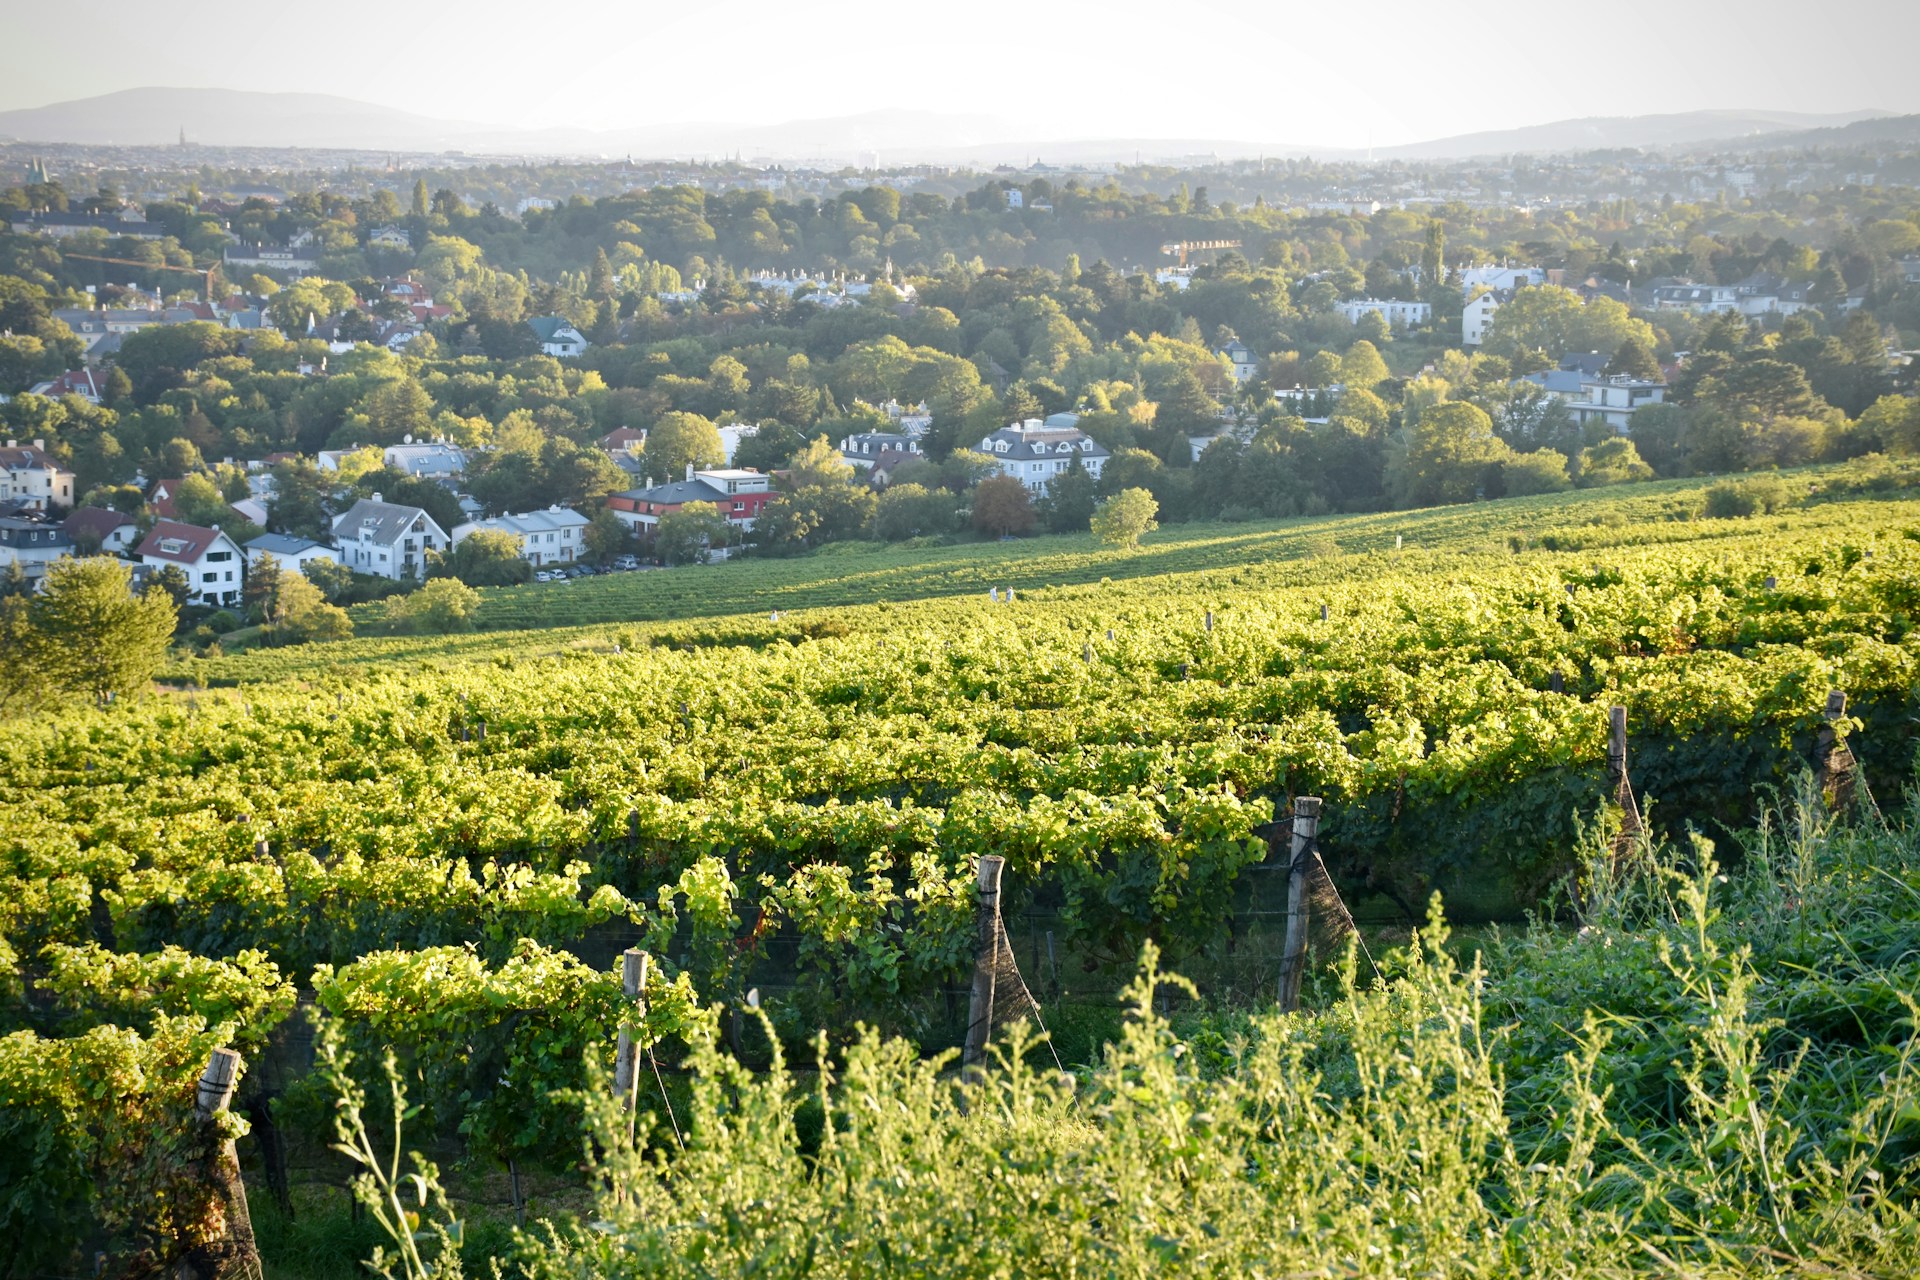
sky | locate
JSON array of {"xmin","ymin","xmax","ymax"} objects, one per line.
[{"xmin": 5, "ymin": 0, "xmax": 1919, "ymax": 149}]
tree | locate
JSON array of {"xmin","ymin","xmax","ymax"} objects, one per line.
[
  {"xmin": 392, "ymin": 578, "xmax": 481, "ymax": 633},
  {"xmin": 870, "ymin": 483, "xmax": 956, "ymax": 541},
  {"xmin": 971, "ymin": 474, "xmax": 1036, "ymax": 538},
  {"xmin": 31, "ymin": 558, "xmax": 177, "ymax": 705},
  {"xmin": 1040, "ymin": 457, "xmax": 1098, "ymax": 533},
  {"xmin": 1577, "ymin": 438, "xmax": 1655, "ymax": 487},
  {"xmin": 437, "ymin": 530, "xmax": 531, "ymax": 586},
  {"xmin": 302, "ymin": 557, "xmax": 354, "ymax": 603},
  {"xmin": 644, "ymin": 412, "xmax": 726, "ymax": 480},
  {"xmin": 654, "ymin": 501, "xmax": 732, "ymax": 565},
  {"xmin": 783, "ymin": 435, "xmax": 858, "ymax": 490},
  {"xmin": 1479, "ymin": 285, "xmax": 1656, "ymax": 364},
  {"xmin": 583, "ymin": 508, "xmax": 632, "ymax": 563},
  {"xmin": 1393, "ymin": 401, "xmax": 1512, "ymax": 507},
  {"xmin": 244, "ymin": 552, "xmax": 285, "ymax": 620},
  {"xmin": 0, "ymin": 594, "xmax": 50, "ymax": 718},
  {"xmin": 1603, "ymin": 338, "xmax": 1663, "ymax": 382},
  {"xmin": 270, "ymin": 573, "xmax": 352, "ymax": 643},
  {"xmin": 1340, "ymin": 340, "xmax": 1389, "ymax": 391},
  {"xmin": 1090, "ymin": 488, "xmax": 1159, "ymax": 550},
  {"xmin": 1858, "ymin": 394, "xmax": 1920, "ymax": 455},
  {"xmin": 1501, "ymin": 449, "xmax": 1572, "ymax": 496}
]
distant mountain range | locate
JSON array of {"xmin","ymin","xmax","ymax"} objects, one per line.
[{"xmin": 0, "ymin": 88, "xmax": 1903, "ymax": 165}]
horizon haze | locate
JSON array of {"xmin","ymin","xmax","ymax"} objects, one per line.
[{"xmin": 2, "ymin": 0, "xmax": 1918, "ymax": 156}]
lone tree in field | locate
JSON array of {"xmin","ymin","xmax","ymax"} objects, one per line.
[
  {"xmin": 32, "ymin": 557, "xmax": 177, "ymax": 705},
  {"xmin": 1091, "ymin": 487, "xmax": 1159, "ymax": 551}
]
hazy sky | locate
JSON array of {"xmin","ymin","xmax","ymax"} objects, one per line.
[{"xmin": 5, "ymin": 0, "xmax": 1919, "ymax": 148}]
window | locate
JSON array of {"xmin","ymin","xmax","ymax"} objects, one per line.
[{"xmin": 207, "ymin": 550, "xmax": 231, "ymax": 562}]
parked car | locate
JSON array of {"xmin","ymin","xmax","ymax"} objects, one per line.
[
  {"xmin": 534, "ymin": 571, "xmax": 554, "ymax": 583},
  {"xmin": 612, "ymin": 555, "xmax": 640, "ymax": 570}
]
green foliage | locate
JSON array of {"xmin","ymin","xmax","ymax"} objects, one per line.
[
  {"xmin": 524, "ymin": 803, "xmax": 1920, "ymax": 1277},
  {"xmin": 1090, "ymin": 486, "xmax": 1159, "ymax": 549}
]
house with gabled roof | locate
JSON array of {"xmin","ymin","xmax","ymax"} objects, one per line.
[
  {"xmin": 136, "ymin": 519, "xmax": 244, "ymax": 606},
  {"xmin": 244, "ymin": 532, "xmax": 340, "ymax": 574},
  {"xmin": 64, "ymin": 506, "xmax": 139, "ymax": 554},
  {"xmin": 331, "ymin": 493, "xmax": 447, "ymax": 580},
  {"xmin": 526, "ymin": 315, "xmax": 589, "ymax": 358},
  {"xmin": 452, "ymin": 506, "xmax": 591, "ymax": 567},
  {"xmin": 0, "ymin": 439, "xmax": 75, "ymax": 513},
  {"xmin": 28, "ymin": 369, "xmax": 104, "ymax": 404}
]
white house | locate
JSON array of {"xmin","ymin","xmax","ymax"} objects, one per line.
[
  {"xmin": 451, "ymin": 506, "xmax": 590, "ymax": 567},
  {"xmin": 64, "ymin": 506, "xmax": 139, "ymax": 554},
  {"xmin": 0, "ymin": 516, "xmax": 73, "ymax": 580},
  {"xmin": 331, "ymin": 494, "xmax": 448, "ymax": 581},
  {"xmin": 977, "ymin": 420, "xmax": 1109, "ymax": 493},
  {"xmin": 1521, "ymin": 371, "xmax": 1667, "ymax": 435},
  {"xmin": 1463, "ymin": 291, "xmax": 1503, "ymax": 347},
  {"xmin": 136, "ymin": 519, "xmax": 245, "ymax": 607},
  {"xmin": 383, "ymin": 441, "xmax": 468, "ymax": 480},
  {"xmin": 526, "ymin": 316, "xmax": 589, "ymax": 357},
  {"xmin": 244, "ymin": 532, "xmax": 341, "ymax": 575},
  {"xmin": 840, "ymin": 433, "xmax": 924, "ymax": 471},
  {"xmin": 0, "ymin": 439, "xmax": 76, "ymax": 512},
  {"xmin": 1217, "ymin": 340, "xmax": 1259, "ymax": 384},
  {"xmin": 1458, "ymin": 265, "xmax": 1544, "ymax": 295},
  {"xmin": 1338, "ymin": 298, "xmax": 1432, "ymax": 328},
  {"xmin": 1650, "ymin": 282, "xmax": 1741, "ymax": 314}
]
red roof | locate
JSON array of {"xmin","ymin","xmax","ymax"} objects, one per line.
[
  {"xmin": 147, "ymin": 477, "xmax": 187, "ymax": 519},
  {"xmin": 599, "ymin": 427, "xmax": 646, "ymax": 450},
  {"xmin": 64, "ymin": 506, "xmax": 136, "ymax": 540},
  {"xmin": 136, "ymin": 518, "xmax": 232, "ymax": 565}
]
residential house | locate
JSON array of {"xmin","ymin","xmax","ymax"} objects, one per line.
[
  {"xmin": 840, "ymin": 432, "xmax": 923, "ymax": 471},
  {"xmin": 1462, "ymin": 290, "xmax": 1504, "ymax": 346},
  {"xmin": 1458, "ymin": 265, "xmax": 1544, "ymax": 295},
  {"xmin": 368, "ymin": 226, "xmax": 413, "ymax": 250},
  {"xmin": 526, "ymin": 316, "xmax": 589, "ymax": 357},
  {"xmin": 868, "ymin": 449, "xmax": 923, "ymax": 486},
  {"xmin": 1337, "ymin": 298, "xmax": 1432, "ymax": 328},
  {"xmin": 1521, "ymin": 369, "xmax": 1667, "ymax": 435},
  {"xmin": 383, "ymin": 441, "xmax": 468, "ymax": 480},
  {"xmin": 1729, "ymin": 272, "xmax": 1814, "ymax": 318},
  {"xmin": 64, "ymin": 506, "xmax": 139, "ymax": 554},
  {"xmin": 1217, "ymin": 340, "xmax": 1259, "ymax": 384},
  {"xmin": 244, "ymin": 532, "xmax": 340, "ymax": 574},
  {"xmin": 1900, "ymin": 256, "xmax": 1920, "ymax": 286},
  {"xmin": 145, "ymin": 478, "xmax": 189, "ymax": 519},
  {"xmin": 451, "ymin": 506, "xmax": 591, "ymax": 567},
  {"xmin": 976, "ymin": 420, "xmax": 1109, "ymax": 493},
  {"xmin": 607, "ymin": 468, "xmax": 776, "ymax": 533},
  {"xmin": 598, "ymin": 427, "xmax": 647, "ymax": 458},
  {"xmin": 0, "ymin": 516, "xmax": 73, "ymax": 580},
  {"xmin": 717, "ymin": 422, "xmax": 758, "ymax": 463},
  {"xmin": 51, "ymin": 306, "xmax": 169, "ymax": 358},
  {"xmin": 27, "ymin": 369, "xmax": 104, "ymax": 403},
  {"xmin": 331, "ymin": 494, "xmax": 448, "ymax": 581},
  {"xmin": 1650, "ymin": 281, "xmax": 1741, "ymax": 313},
  {"xmin": 0, "ymin": 440, "xmax": 76, "ymax": 512},
  {"xmin": 136, "ymin": 519, "xmax": 245, "ymax": 606}
]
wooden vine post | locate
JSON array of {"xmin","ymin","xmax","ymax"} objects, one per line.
[
  {"xmin": 1277, "ymin": 797, "xmax": 1322, "ymax": 1013},
  {"xmin": 192, "ymin": 1047, "xmax": 261, "ymax": 1280},
  {"xmin": 612, "ymin": 949, "xmax": 650, "ymax": 1137},
  {"xmin": 1813, "ymin": 689, "xmax": 1855, "ymax": 810},
  {"xmin": 962, "ymin": 856, "xmax": 1005, "ymax": 1072},
  {"xmin": 1608, "ymin": 705, "xmax": 1642, "ymax": 853}
]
